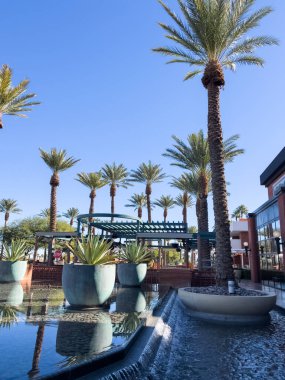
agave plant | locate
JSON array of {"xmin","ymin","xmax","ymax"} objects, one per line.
[
  {"xmin": 120, "ymin": 243, "xmax": 151, "ymax": 264},
  {"xmin": 2, "ymin": 239, "xmax": 28, "ymax": 261},
  {"xmin": 113, "ymin": 313, "xmax": 142, "ymax": 337},
  {"xmin": 66, "ymin": 235, "xmax": 116, "ymax": 265}
]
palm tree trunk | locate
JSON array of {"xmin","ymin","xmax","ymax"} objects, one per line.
[
  {"xmin": 138, "ymin": 207, "xmax": 142, "ymax": 219},
  {"xmin": 163, "ymin": 209, "xmax": 167, "ymax": 223},
  {"xmin": 207, "ymin": 83, "xmax": 233, "ymax": 285},
  {"xmin": 146, "ymin": 185, "xmax": 151, "ymax": 223},
  {"xmin": 110, "ymin": 184, "xmax": 116, "ymax": 222},
  {"xmin": 89, "ymin": 190, "xmax": 95, "ymax": 221},
  {"xmin": 199, "ymin": 196, "xmax": 210, "ymax": 269},
  {"xmin": 70, "ymin": 218, "xmax": 73, "ymax": 226},
  {"xmin": 183, "ymin": 191, "xmax": 188, "ymax": 224}
]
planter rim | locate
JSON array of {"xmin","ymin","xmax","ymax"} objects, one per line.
[{"xmin": 180, "ymin": 288, "xmax": 275, "ymax": 299}]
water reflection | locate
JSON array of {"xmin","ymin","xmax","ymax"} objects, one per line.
[
  {"xmin": 116, "ymin": 287, "xmax": 146, "ymax": 313},
  {"xmin": 113, "ymin": 313, "xmax": 142, "ymax": 338},
  {"xmin": 56, "ymin": 313, "xmax": 113, "ymax": 357},
  {"xmin": 0, "ymin": 283, "xmax": 24, "ymax": 328}
]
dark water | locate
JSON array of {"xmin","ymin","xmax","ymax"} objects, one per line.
[
  {"xmin": 0, "ymin": 281, "xmax": 165, "ymax": 380},
  {"xmin": 152, "ymin": 299, "xmax": 285, "ymax": 380}
]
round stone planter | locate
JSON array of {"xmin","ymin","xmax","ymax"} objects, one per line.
[
  {"xmin": 62, "ymin": 264, "xmax": 116, "ymax": 307},
  {"xmin": 178, "ymin": 288, "xmax": 277, "ymax": 325},
  {"xmin": 56, "ymin": 314, "xmax": 113, "ymax": 356},
  {"xmin": 117, "ymin": 263, "xmax": 147, "ymax": 287},
  {"xmin": 116, "ymin": 287, "xmax": 146, "ymax": 313},
  {"xmin": 0, "ymin": 261, "xmax": 27, "ymax": 283}
]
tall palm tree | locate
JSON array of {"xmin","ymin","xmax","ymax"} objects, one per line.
[
  {"xmin": 154, "ymin": 0, "xmax": 277, "ymax": 284},
  {"xmin": 39, "ymin": 148, "xmax": 79, "ymax": 232},
  {"xmin": 0, "ymin": 199, "xmax": 21, "ymax": 228},
  {"xmin": 166, "ymin": 131, "xmax": 243, "ymax": 268},
  {"xmin": 130, "ymin": 161, "xmax": 166, "ymax": 222},
  {"xmin": 174, "ymin": 193, "xmax": 193, "ymax": 224},
  {"xmin": 102, "ymin": 163, "xmax": 131, "ymax": 221},
  {"xmin": 63, "ymin": 207, "xmax": 79, "ymax": 226},
  {"xmin": 125, "ymin": 193, "xmax": 147, "ymax": 219},
  {"xmin": 0, "ymin": 64, "xmax": 40, "ymax": 129},
  {"xmin": 76, "ymin": 172, "xmax": 107, "ymax": 222},
  {"xmin": 154, "ymin": 195, "xmax": 175, "ymax": 223}
]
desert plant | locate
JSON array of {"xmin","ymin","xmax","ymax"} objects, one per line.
[
  {"xmin": 66, "ymin": 235, "xmax": 116, "ymax": 265},
  {"xmin": 120, "ymin": 243, "xmax": 151, "ymax": 264},
  {"xmin": 2, "ymin": 239, "xmax": 28, "ymax": 261},
  {"xmin": 0, "ymin": 305, "xmax": 18, "ymax": 328}
]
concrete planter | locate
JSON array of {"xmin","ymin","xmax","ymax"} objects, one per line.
[
  {"xmin": 62, "ymin": 264, "xmax": 116, "ymax": 307},
  {"xmin": 117, "ymin": 263, "xmax": 147, "ymax": 287},
  {"xmin": 0, "ymin": 261, "xmax": 27, "ymax": 283},
  {"xmin": 178, "ymin": 288, "xmax": 277, "ymax": 324},
  {"xmin": 56, "ymin": 314, "xmax": 112, "ymax": 356},
  {"xmin": 116, "ymin": 287, "xmax": 146, "ymax": 313}
]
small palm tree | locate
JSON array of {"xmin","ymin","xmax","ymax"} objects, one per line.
[
  {"xmin": 154, "ymin": 195, "xmax": 175, "ymax": 223},
  {"xmin": 102, "ymin": 163, "xmax": 131, "ymax": 221},
  {"xmin": 125, "ymin": 193, "xmax": 147, "ymax": 219},
  {"xmin": 232, "ymin": 205, "xmax": 248, "ymax": 221},
  {"xmin": 130, "ymin": 162, "xmax": 166, "ymax": 222},
  {"xmin": 39, "ymin": 148, "xmax": 80, "ymax": 232},
  {"xmin": 0, "ymin": 64, "xmax": 40, "ymax": 129},
  {"xmin": 0, "ymin": 199, "xmax": 21, "ymax": 227},
  {"xmin": 76, "ymin": 172, "xmax": 107, "ymax": 222},
  {"xmin": 0, "ymin": 199, "xmax": 21, "ymax": 259},
  {"xmin": 175, "ymin": 193, "xmax": 193, "ymax": 224},
  {"xmin": 154, "ymin": 0, "xmax": 277, "ymax": 284},
  {"xmin": 63, "ymin": 208, "xmax": 79, "ymax": 226}
]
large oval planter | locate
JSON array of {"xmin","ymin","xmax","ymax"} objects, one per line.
[
  {"xmin": 117, "ymin": 263, "xmax": 147, "ymax": 287},
  {"xmin": 56, "ymin": 314, "xmax": 113, "ymax": 356},
  {"xmin": 62, "ymin": 264, "xmax": 116, "ymax": 307},
  {"xmin": 0, "ymin": 261, "xmax": 27, "ymax": 283},
  {"xmin": 116, "ymin": 287, "xmax": 146, "ymax": 313},
  {"xmin": 178, "ymin": 288, "xmax": 277, "ymax": 325}
]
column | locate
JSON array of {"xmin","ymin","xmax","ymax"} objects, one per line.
[
  {"xmin": 277, "ymin": 187, "xmax": 285, "ymax": 271},
  {"xmin": 248, "ymin": 213, "xmax": 261, "ymax": 283}
]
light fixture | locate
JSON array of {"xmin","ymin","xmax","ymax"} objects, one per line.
[{"xmin": 243, "ymin": 241, "xmax": 250, "ymax": 255}]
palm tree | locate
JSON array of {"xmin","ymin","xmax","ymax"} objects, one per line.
[
  {"xmin": 232, "ymin": 205, "xmax": 248, "ymax": 221},
  {"xmin": 174, "ymin": 193, "xmax": 193, "ymax": 224},
  {"xmin": 76, "ymin": 172, "xmax": 107, "ymax": 222},
  {"xmin": 125, "ymin": 193, "xmax": 147, "ymax": 219},
  {"xmin": 39, "ymin": 148, "xmax": 79, "ymax": 232},
  {"xmin": 154, "ymin": 0, "xmax": 277, "ymax": 284},
  {"xmin": 0, "ymin": 64, "xmax": 40, "ymax": 129},
  {"xmin": 130, "ymin": 162, "xmax": 166, "ymax": 222},
  {"xmin": 102, "ymin": 163, "xmax": 131, "ymax": 221},
  {"xmin": 166, "ymin": 131, "xmax": 243, "ymax": 268},
  {"xmin": 154, "ymin": 195, "xmax": 175, "ymax": 223},
  {"xmin": 63, "ymin": 208, "xmax": 79, "ymax": 226},
  {"xmin": 0, "ymin": 199, "xmax": 21, "ymax": 259},
  {"xmin": 0, "ymin": 199, "xmax": 21, "ymax": 228}
]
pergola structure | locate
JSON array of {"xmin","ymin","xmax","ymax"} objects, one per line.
[{"xmin": 76, "ymin": 213, "xmax": 216, "ymax": 267}]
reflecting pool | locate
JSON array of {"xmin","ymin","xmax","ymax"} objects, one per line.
[{"xmin": 0, "ymin": 281, "xmax": 166, "ymax": 380}]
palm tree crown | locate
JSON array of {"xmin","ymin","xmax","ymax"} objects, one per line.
[
  {"xmin": 102, "ymin": 163, "xmax": 131, "ymax": 219},
  {"xmin": 130, "ymin": 161, "xmax": 166, "ymax": 222},
  {"xmin": 76, "ymin": 172, "xmax": 107, "ymax": 221},
  {"xmin": 154, "ymin": 195, "xmax": 175, "ymax": 222},
  {"xmin": 63, "ymin": 207, "xmax": 79, "ymax": 226},
  {"xmin": 125, "ymin": 193, "xmax": 147, "ymax": 219},
  {"xmin": 154, "ymin": 0, "xmax": 277, "ymax": 82},
  {"xmin": 232, "ymin": 204, "xmax": 248, "ymax": 220},
  {"xmin": 0, "ymin": 199, "xmax": 21, "ymax": 227},
  {"xmin": 0, "ymin": 64, "xmax": 40, "ymax": 129}
]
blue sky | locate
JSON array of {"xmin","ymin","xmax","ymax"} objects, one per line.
[{"xmin": 0, "ymin": 0, "xmax": 284, "ymax": 228}]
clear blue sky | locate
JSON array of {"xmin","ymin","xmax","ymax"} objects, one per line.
[{"xmin": 0, "ymin": 0, "xmax": 284, "ymax": 228}]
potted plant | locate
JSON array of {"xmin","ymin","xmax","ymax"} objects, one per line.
[
  {"xmin": 0, "ymin": 240, "xmax": 28, "ymax": 282},
  {"xmin": 117, "ymin": 243, "xmax": 151, "ymax": 286},
  {"xmin": 63, "ymin": 235, "xmax": 116, "ymax": 307}
]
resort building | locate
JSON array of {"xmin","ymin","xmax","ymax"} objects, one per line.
[{"xmin": 248, "ymin": 147, "xmax": 285, "ymax": 282}]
